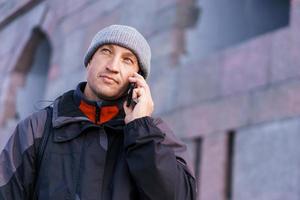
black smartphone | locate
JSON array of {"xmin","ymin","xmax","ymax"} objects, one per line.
[
  {"xmin": 126, "ymin": 83, "xmax": 136, "ymax": 107},
  {"xmin": 126, "ymin": 71, "xmax": 143, "ymax": 107}
]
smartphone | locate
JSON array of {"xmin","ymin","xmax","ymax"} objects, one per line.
[
  {"xmin": 126, "ymin": 71, "xmax": 143, "ymax": 107},
  {"xmin": 126, "ymin": 83, "xmax": 136, "ymax": 107}
]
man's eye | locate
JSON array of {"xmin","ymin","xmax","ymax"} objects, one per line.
[
  {"xmin": 101, "ymin": 48, "xmax": 111, "ymax": 54},
  {"xmin": 124, "ymin": 58, "xmax": 134, "ymax": 64}
]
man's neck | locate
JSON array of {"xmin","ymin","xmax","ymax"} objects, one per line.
[{"xmin": 83, "ymin": 85, "xmax": 103, "ymax": 102}]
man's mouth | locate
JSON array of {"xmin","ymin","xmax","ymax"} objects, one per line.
[{"xmin": 99, "ymin": 75, "xmax": 119, "ymax": 84}]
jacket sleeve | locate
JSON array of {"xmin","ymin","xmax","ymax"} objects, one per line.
[
  {"xmin": 0, "ymin": 110, "xmax": 47, "ymax": 200},
  {"xmin": 124, "ymin": 116, "xmax": 196, "ymax": 200}
]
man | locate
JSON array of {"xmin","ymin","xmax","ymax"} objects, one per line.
[{"xmin": 0, "ymin": 25, "xmax": 196, "ymax": 199}]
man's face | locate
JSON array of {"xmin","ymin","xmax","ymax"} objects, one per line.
[{"xmin": 85, "ymin": 44, "xmax": 140, "ymax": 101}]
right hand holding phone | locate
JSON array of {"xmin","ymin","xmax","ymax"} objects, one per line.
[{"xmin": 123, "ymin": 72, "xmax": 154, "ymax": 124}]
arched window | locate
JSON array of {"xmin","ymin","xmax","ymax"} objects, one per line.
[
  {"xmin": 15, "ymin": 29, "xmax": 51, "ymax": 120},
  {"xmin": 0, "ymin": 28, "xmax": 51, "ymax": 130}
]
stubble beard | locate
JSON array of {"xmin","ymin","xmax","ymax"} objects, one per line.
[{"xmin": 90, "ymin": 83, "xmax": 128, "ymax": 101}]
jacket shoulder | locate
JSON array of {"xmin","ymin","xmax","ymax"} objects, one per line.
[
  {"xmin": 0, "ymin": 108, "xmax": 49, "ymax": 187},
  {"xmin": 153, "ymin": 117, "xmax": 195, "ymax": 177},
  {"xmin": 18, "ymin": 108, "xmax": 49, "ymax": 140}
]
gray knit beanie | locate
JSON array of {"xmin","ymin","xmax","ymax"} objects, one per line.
[{"xmin": 84, "ymin": 24, "xmax": 151, "ymax": 79}]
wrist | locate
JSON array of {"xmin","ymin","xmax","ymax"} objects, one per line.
[{"xmin": 125, "ymin": 114, "xmax": 151, "ymax": 124}]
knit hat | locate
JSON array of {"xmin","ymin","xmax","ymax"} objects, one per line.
[{"xmin": 84, "ymin": 24, "xmax": 151, "ymax": 79}]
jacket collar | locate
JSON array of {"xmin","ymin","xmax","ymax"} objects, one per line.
[{"xmin": 52, "ymin": 82, "xmax": 125, "ymax": 129}]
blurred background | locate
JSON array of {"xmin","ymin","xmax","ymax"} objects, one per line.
[{"xmin": 0, "ymin": 0, "xmax": 299, "ymax": 199}]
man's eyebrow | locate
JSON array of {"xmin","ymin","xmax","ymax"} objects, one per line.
[
  {"xmin": 101, "ymin": 44, "xmax": 137, "ymax": 61},
  {"xmin": 123, "ymin": 52, "xmax": 138, "ymax": 61},
  {"xmin": 123, "ymin": 51, "xmax": 135, "ymax": 57},
  {"xmin": 101, "ymin": 44, "xmax": 113, "ymax": 49}
]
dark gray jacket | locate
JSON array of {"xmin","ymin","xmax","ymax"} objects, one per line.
[{"xmin": 0, "ymin": 84, "xmax": 196, "ymax": 200}]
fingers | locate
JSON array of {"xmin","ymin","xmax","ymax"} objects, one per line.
[
  {"xmin": 124, "ymin": 73, "xmax": 154, "ymax": 124},
  {"xmin": 123, "ymin": 100, "xmax": 133, "ymax": 113},
  {"xmin": 128, "ymin": 72, "xmax": 148, "ymax": 89},
  {"xmin": 128, "ymin": 73, "xmax": 152, "ymax": 105},
  {"xmin": 132, "ymin": 87, "xmax": 145, "ymax": 99}
]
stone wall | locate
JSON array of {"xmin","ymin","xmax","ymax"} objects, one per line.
[{"xmin": 161, "ymin": 0, "xmax": 300, "ymax": 199}]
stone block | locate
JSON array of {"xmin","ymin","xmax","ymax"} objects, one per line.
[
  {"xmin": 0, "ymin": 0, "xmax": 33, "ymax": 24},
  {"xmin": 60, "ymin": 29, "xmax": 85, "ymax": 74},
  {"xmin": 0, "ymin": 55, "xmax": 9, "ymax": 74},
  {"xmin": 150, "ymin": 62, "xmax": 179, "ymax": 115},
  {"xmin": 176, "ymin": 0, "xmax": 200, "ymax": 29},
  {"xmin": 290, "ymin": 14, "xmax": 300, "ymax": 73},
  {"xmin": 40, "ymin": 8, "xmax": 57, "ymax": 39},
  {"xmin": 153, "ymin": 0, "xmax": 200, "ymax": 37},
  {"xmin": 82, "ymin": 10, "xmax": 120, "ymax": 51},
  {"xmin": 148, "ymin": 28, "xmax": 182, "ymax": 60},
  {"xmin": 65, "ymin": 68, "xmax": 85, "ymax": 90},
  {"xmin": 161, "ymin": 93, "xmax": 250, "ymax": 138},
  {"xmin": 233, "ymin": 118, "xmax": 300, "ymax": 200},
  {"xmin": 270, "ymin": 28, "xmax": 300, "ymax": 82},
  {"xmin": 249, "ymin": 79, "xmax": 300, "ymax": 124},
  {"xmin": 119, "ymin": 0, "xmax": 157, "ymax": 37},
  {"xmin": 291, "ymin": 0, "xmax": 300, "ymax": 11},
  {"xmin": 46, "ymin": 0, "xmax": 88, "ymax": 24},
  {"xmin": 199, "ymin": 132, "xmax": 228, "ymax": 200},
  {"xmin": 0, "ymin": 58, "xmax": 9, "ymax": 99},
  {"xmin": 154, "ymin": 4, "xmax": 178, "ymax": 33},
  {"xmin": 47, "ymin": 64, "xmax": 60, "ymax": 81},
  {"xmin": 64, "ymin": 0, "xmax": 89, "ymax": 17},
  {"xmin": 156, "ymin": 0, "xmax": 177, "ymax": 10},
  {"xmin": 59, "ymin": 0, "xmax": 123, "ymax": 35},
  {"xmin": 0, "ymin": 22, "xmax": 19, "ymax": 56},
  {"xmin": 23, "ymin": 3, "xmax": 46, "ymax": 26},
  {"xmin": 292, "ymin": 0, "xmax": 300, "ymax": 4},
  {"xmin": 44, "ymin": 78, "xmax": 68, "ymax": 101},
  {"xmin": 50, "ymin": 36, "xmax": 63, "ymax": 65},
  {"xmin": 221, "ymin": 35, "xmax": 271, "ymax": 96},
  {"xmin": 45, "ymin": 0, "xmax": 65, "ymax": 21},
  {"xmin": 174, "ymin": 55, "xmax": 221, "ymax": 108}
]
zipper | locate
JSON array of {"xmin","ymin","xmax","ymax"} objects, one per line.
[{"xmin": 95, "ymin": 101, "xmax": 102, "ymax": 124}]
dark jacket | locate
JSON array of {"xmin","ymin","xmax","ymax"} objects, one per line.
[{"xmin": 0, "ymin": 83, "xmax": 196, "ymax": 200}]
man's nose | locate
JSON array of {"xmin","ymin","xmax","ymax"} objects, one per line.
[{"xmin": 106, "ymin": 56, "xmax": 120, "ymax": 73}]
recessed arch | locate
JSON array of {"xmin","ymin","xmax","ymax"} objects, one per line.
[{"xmin": 0, "ymin": 27, "xmax": 52, "ymax": 128}]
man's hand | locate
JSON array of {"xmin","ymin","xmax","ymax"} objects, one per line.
[{"xmin": 123, "ymin": 72, "xmax": 154, "ymax": 124}]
